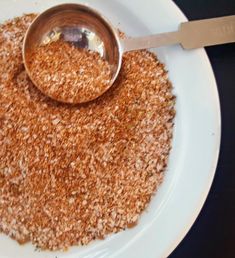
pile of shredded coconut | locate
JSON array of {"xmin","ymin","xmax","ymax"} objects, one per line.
[
  {"xmin": 0, "ymin": 14, "xmax": 175, "ymax": 250},
  {"xmin": 28, "ymin": 40, "xmax": 112, "ymax": 103}
]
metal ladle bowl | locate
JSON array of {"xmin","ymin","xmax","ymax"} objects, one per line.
[
  {"xmin": 23, "ymin": 3, "xmax": 235, "ymax": 104},
  {"xmin": 23, "ymin": 4, "xmax": 122, "ymax": 103}
]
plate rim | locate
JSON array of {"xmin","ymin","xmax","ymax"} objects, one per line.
[
  {"xmin": 164, "ymin": 1, "xmax": 221, "ymax": 256},
  {"xmin": 0, "ymin": 1, "xmax": 222, "ymax": 257}
]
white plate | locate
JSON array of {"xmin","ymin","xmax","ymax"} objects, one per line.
[{"xmin": 0, "ymin": 0, "xmax": 221, "ymax": 258}]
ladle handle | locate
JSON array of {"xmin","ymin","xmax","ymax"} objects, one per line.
[{"xmin": 121, "ymin": 15, "xmax": 235, "ymax": 52}]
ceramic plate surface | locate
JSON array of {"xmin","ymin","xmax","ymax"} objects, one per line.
[{"xmin": 0, "ymin": 0, "xmax": 221, "ymax": 257}]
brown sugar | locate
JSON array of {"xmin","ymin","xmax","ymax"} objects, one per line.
[
  {"xmin": 28, "ymin": 40, "xmax": 112, "ymax": 103},
  {"xmin": 0, "ymin": 14, "xmax": 175, "ymax": 250}
]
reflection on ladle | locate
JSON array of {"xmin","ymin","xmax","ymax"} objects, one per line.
[{"xmin": 23, "ymin": 3, "xmax": 235, "ymax": 104}]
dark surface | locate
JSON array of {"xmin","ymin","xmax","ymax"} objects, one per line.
[{"xmin": 170, "ymin": 1, "xmax": 235, "ymax": 258}]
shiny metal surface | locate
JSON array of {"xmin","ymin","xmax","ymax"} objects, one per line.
[
  {"xmin": 23, "ymin": 4, "xmax": 122, "ymax": 103},
  {"xmin": 179, "ymin": 15, "xmax": 235, "ymax": 49},
  {"xmin": 42, "ymin": 25, "xmax": 105, "ymax": 56},
  {"xmin": 23, "ymin": 4, "xmax": 235, "ymax": 104},
  {"xmin": 121, "ymin": 15, "xmax": 235, "ymax": 52}
]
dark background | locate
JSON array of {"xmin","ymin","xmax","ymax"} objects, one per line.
[{"xmin": 170, "ymin": 1, "xmax": 235, "ymax": 258}]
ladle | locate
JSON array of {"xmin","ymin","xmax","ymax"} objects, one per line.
[{"xmin": 23, "ymin": 4, "xmax": 235, "ymax": 103}]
